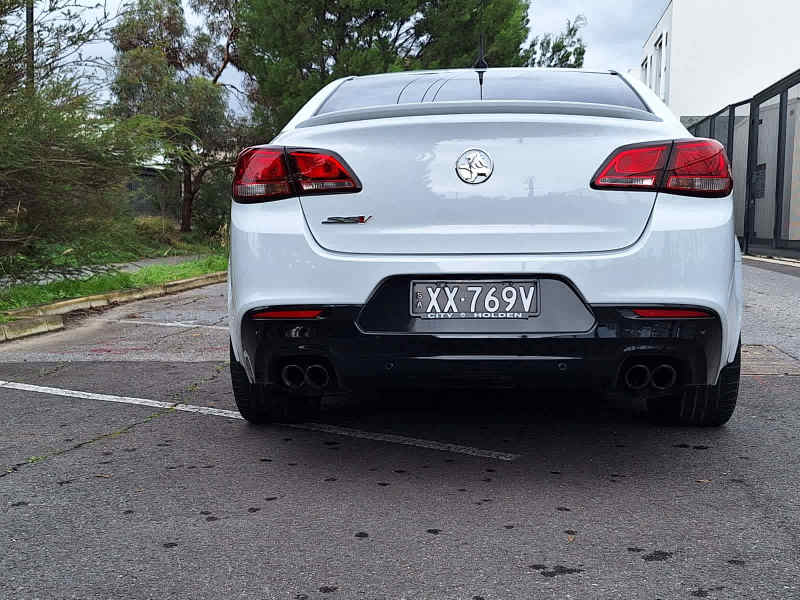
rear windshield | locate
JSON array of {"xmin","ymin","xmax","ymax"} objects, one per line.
[{"xmin": 316, "ymin": 70, "xmax": 648, "ymax": 114}]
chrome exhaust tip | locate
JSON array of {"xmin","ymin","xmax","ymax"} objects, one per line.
[
  {"xmin": 280, "ymin": 364, "xmax": 306, "ymax": 389},
  {"xmin": 624, "ymin": 364, "xmax": 651, "ymax": 391},
  {"xmin": 651, "ymin": 364, "xmax": 678, "ymax": 391},
  {"xmin": 305, "ymin": 364, "xmax": 330, "ymax": 390}
]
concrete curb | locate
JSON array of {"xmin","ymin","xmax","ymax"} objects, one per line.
[
  {"xmin": 1, "ymin": 271, "xmax": 226, "ymax": 343},
  {"xmin": 1, "ymin": 315, "xmax": 64, "ymax": 342},
  {"xmin": 744, "ymin": 255, "xmax": 800, "ymax": 268}
]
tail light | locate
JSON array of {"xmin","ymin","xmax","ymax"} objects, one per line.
[
  {"xmin": 250, "ymin": 309, "xmax": 322, "ymax": 319},
  {"xmin": 632, "ymin": 308, "xmax": 713, "ymax": 318},
  {"xmin": 591, "ymin": 139, "xmax": 732, "ymax": 198},
  {"xmin": 233, "ymin": 148, "xmax": 291, "ymax": 200},
  {"xmin": 233, "ymin": 146, "xmax": 361, "ymax": 203}
]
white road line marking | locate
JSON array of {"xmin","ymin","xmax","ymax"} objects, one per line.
[
  {"xmin": 0, "ymin": 380, "xmax": 175, "ymax": 410},
  {"xmin": 285, "ymin": 422, "xmax": 520, "ymax": 461},
  {"xmin": 97, "ymin": 318, "xmax": 228, "ymax": 331},
  {"xmin": 0, "ymin": 380, "xmax": 519, "ymax": 461}
]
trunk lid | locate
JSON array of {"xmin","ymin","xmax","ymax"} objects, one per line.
[{"xmin": 286, "ymin": 113, "xmax": 668, "ymax": 255}]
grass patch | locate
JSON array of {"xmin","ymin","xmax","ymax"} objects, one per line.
[
  {"xmin": 1, "ymin": 216, "xmax": 225, "ymax": 284},
  {"xmin": 0, "ymin": 255, "xmax": 227, "ymax": 312},
  {"xmin": 128, "ymin": 254, "xmax": 227, "ymax": 287}
]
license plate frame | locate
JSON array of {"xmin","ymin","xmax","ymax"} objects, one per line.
[{"xmin": 409, "ymin": 279, "xmax": 540, "ymax": 320}]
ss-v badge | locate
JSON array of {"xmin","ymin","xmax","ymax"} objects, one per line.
[{"xmin": 321, "ymin": 215, "xmax": 372, "ymax": 224}]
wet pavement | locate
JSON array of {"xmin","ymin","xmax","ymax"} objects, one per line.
[{"xmin": 2, "ymin": 265, "xmax": 800, "ymax": 599}]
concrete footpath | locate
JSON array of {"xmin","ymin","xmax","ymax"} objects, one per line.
[
  {"xmin": 1, "ymin": 253, "xmax": 208, "ymax": 288},
  {"xmin": 112, "ymin": 254, "xmax": 207, "ymax": 273},
  {"xmin": 1, "ymin": 269, "xmax": 225, "ymax": 343}
]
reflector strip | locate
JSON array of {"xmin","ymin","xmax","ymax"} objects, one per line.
[
  {"xmin": 633, "ymin": 308, "xmax": 712, "ymax": 318},
  {"xmin": 250, "ymin": 309, "xmax": 322, "ymax": 319}
]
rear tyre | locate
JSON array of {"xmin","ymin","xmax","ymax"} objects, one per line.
[
  {"xmin": 679, "ymin": 341, "xmax": 741, "ymax": 426},
  {"xmin": 648, "ymin": 341, "xmax": 741, "ymax": 427},
  {"xmin": 229, "ymin": 342, "xmax": 320, "ymax": 424}
]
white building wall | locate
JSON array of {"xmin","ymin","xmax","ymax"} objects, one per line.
[
  {"xmin": 781, "ymin": 96, "xmax": 800, "ymax": 240},
  {"xmin": 641, "ymin": 2, "xmax": 672, "ymax": 104},
  {"xmin": 642, "ymin": 0, "xmax": 800, "ymax": 119}
]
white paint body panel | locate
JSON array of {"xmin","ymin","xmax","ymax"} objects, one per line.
[
  {"xmin": 229, "ymin": 69, "xmax": 743, "ymax": 381},
  {"xmin": 291, "ymin": 114, "xmax": 665, "ymax": 254}
]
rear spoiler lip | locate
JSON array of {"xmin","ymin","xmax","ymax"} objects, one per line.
[{"xmin": 296, "ymin": 100, "xmax": 662, "ymax": 129}]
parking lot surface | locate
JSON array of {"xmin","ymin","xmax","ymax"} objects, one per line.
[{"xmin": 2, "ymin": 264, "xmax": 800, "ymax": 599}]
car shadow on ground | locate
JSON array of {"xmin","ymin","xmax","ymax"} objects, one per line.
[
  {"xmin": 244, "ymin": 386, "xmax": 740, "ymax": 476},
  {"xmin": 318, "ymin": 386, "xmax": 661, "ymax": 434}
]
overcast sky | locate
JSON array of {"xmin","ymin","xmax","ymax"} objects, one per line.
[{"xmin": 528, "ymin": 0, "xmax": 667, "ymax": 72}]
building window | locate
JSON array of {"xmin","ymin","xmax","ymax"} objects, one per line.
[
  {"xmin": 662, "ymin": 32, "xmax": 669, "ymax": 102},
  {"xmin": 641, "ymin": 57, "xmax": 648, "ymax": 86},
  {"xmin": 653, "ymin": 35, "xmax": 663, "ymax": 97}
]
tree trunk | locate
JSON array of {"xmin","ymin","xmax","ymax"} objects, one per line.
[
  {"xmin": 180, "ymin": 160, "xmax": 193, "ymax": 232},
  {"xmin": 25, "ymin": 0, "xmax": 34, "ymax": 94}
]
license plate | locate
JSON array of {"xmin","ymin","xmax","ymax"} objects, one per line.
[{"xmin": 410, "ymin": 280, "xmax": 539, "ymax": 319}]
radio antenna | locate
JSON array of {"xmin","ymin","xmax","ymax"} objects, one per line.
[{"xmin": 473, "ymin": 0, "xmax": 488, "ymax": 99}]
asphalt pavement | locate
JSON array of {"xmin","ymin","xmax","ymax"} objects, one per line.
[{"xmin": 2, "ymin": 264, "xmax": 800, "ymax": 599}]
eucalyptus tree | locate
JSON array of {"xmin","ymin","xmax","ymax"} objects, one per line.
[
  {"xmin": 239, "ymin": 0, "xmax": 586, "ymax": 136},
  {"xmin": 110, "ymin": 0, "xmax": 252, "ymax": 231}
]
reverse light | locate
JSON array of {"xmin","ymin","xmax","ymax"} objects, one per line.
[
  {"xmin": 233, "ymin": 146, "xmax": 361, "ymax": 202},
  {"xmin": 250, "ymin": 309, "xmax": 323, "ymax": 319},
  {"xmin": 632, "ymin": 308, "xmax": 713, "ymax": 318},
  {"xmin": 591, "ymin": 139, "xmax": 732, "ymax": 198}
]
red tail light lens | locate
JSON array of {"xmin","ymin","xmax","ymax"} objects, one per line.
[
  {"xmin": 250, "ymin": 309, "xmax": 322, "ymax": 319},
  {"xmin": 663, "ymin": 140, "xmax": 732, "ymax": 196},
  {"xmin": 233, "ymin": 146, "xmax": 361, "ymax": 203},
  {"xmin": 591, "ymin": 139, "xmax": 732, "ymax": 198},
  {"xmin": 632, "ymin": 308, "xmax": 713, "ymax": 318},
  {"xmin": 289, "ymin": 151, "xmax": 359, "ymax": 193},
  {"xmin": 592, "ymin": 143, "xmax": 670, "ymax": 190},
  {"xmin": 233, "ymin": 148, "xmax": 291, "ymax": 200}
]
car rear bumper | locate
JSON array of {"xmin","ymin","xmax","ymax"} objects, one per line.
[
  {"xmin": 229, "ymin": 195, "xmax": 742, "ymax": 384},
  {"xmin": 239, "ymin": 305, "xmax": 723, "ymax": 391}
]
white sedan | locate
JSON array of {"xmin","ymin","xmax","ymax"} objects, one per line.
[{"xmin": 227, "ymin": 68, "xmax": 742, "ymax": 427}]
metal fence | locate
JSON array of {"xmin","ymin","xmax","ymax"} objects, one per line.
[{"xmin": 687, "ymin": 68, "xmax": 800, "ymax": 257}]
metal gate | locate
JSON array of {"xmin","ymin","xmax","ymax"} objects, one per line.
[{"xmin": 688, "ymin": 68, "xmax": 800, "ymax": 258}]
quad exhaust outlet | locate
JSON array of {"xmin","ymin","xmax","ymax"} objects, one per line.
[
  {"xmin": 623, "ymin": 362, "xmax": 678, "ymax": 392},
  {"xmin": 624, "ymin": 364, "xmax": 651, "ymax": 391},
  {"xmin": 279, "ymin": 362, "xmax": 332, "ymax": 391},
  {"xmin": 280, "ymin": 364, "xmax": 306, "ymax": 389},
  {"xmin": 650, "ymin": 364, "xmax": 678, "ymax": 391},
  {"xmin": 305, "ymin": 364, "xmax": 330, "ymax": 390}
]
